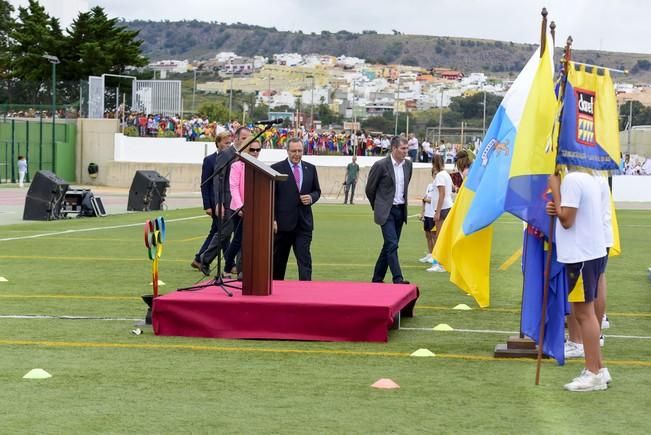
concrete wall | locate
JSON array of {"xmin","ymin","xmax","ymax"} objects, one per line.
[
  {"xmin": 612, "ymin": 175, "xmax": 651, "ymax": 202},
  {"xmin": 76, "ymin": 118, "xmax": 120, "ymax": 185},
  {"xmin": 76, "ymin": 127, "xmax": 651, "ymax": 202},
  {"xmin": 619, "ymin": 126, "xmax": 651, "ymax": 156}
]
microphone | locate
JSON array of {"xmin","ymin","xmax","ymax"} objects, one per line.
[{"xmin": 255, "ymin": 118, "xmax": 283, "ymax": 125}]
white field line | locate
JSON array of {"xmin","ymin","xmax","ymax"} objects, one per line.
[
  {"xmin": 0, "ymin": 314, "xmax": 141, "ymax": 321},
  {"xmin": 2, "ymin": 316, "xmax": 650, "ymax": 341},
  {"xmin": 0, "ymin": 215, "xmax": 205, "ymax": 242}
]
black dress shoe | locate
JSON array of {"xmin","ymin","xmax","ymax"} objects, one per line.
[
  {"xmin": 393, "ymin": 280, "xmax": 410, "ymax": 285},
  {"xmin": 371, "ymin": 279, "xmax": 384, "ymax": 283},
  {"xmin": 199, "ymin": 263, "xmax": 211, "ymax": 276}
]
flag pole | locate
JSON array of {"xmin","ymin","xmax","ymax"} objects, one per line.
[
  {"xmin": 535, "ymin": 34, "xmax": 573, "ymax": 386},
  {"xmin": 520, "ymin": 8, "xmax": 549, "ymax": 341},
  {"xmin": 569, "ymin": 61, "xmax": 628, "ymax": 75}
]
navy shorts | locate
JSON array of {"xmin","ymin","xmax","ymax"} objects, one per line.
[
  {"xmin": 423, "ymin": 217, "xmax": 435, "ymax": 232},
  {"xmin": 566, "ymin": 256, "xmax": 607, "ymax": 303},
  {"xmin": 600, "ymin": 247, "xmax": 610, "ymax": 274},
  {"xmin": 439, "ymin": 208, "xmax": 450, "ymax": 223}
]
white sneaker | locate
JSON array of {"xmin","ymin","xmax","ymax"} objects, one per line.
[
  {"xmin": 419, "ymin": 254, "xmax": 433, "ymax": 263},
  {"xmin": 564, "ymin": 341, "xmax": 585, "ymax": 359},
  {"xmin": 564, "ymin": 369, "xmax": 607, "ymax": 392},
  {"xmin": 599, "ymin": 367, "xmax": 612, "ymax": 384},
  {"xmin": 600, "ymin": 335, "xmax": 605, "ymax": 347},
  {"xmin": 601, "ymin": 314, "xmax": 610, "ymax": 330},
  {"xmin": 426, "ymin": 264, "xmax": 446, "ymax": 273}
]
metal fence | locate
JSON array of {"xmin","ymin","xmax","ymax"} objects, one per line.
[
  {"xmin": 0, "ymin": 118, "xmax": 77, "ymax": 183},
  {"xmin": 132, "ymin": 80, "xmax": 182, "ymax": 116}
]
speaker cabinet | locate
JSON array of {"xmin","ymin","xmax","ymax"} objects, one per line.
[
  {"xmin": 127, "ymin": 170, "xmax": 169, "ymax": 211},
  {"xmin": 23, "ymin": 170, "xmax": 69, "ymax": 220}
]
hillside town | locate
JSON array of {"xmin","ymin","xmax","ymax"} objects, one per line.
[{"xmin": 148, "ymin": 51, "xmax": 651, "ymax": 123}]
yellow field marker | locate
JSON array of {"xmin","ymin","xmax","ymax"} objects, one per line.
[{"xmin": 498, "ymin": 248, "xmax": 523, "ymax": 271}]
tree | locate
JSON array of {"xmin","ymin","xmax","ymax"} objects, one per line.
[
  {"xmin": 618, "ymin": 100, "xmax": 651, "ymax": 130},
  {"xmin": 447, "ymin": 92, "xmax": 501, "ymax": 124},
  {"xmin": 316, "ymin": 103, "xmax": 342, "ymax": 126},
  {"xmin": 8, "ymin": 0, "xmax": 64, "ymax": 103},
  {"xmin": 0, "ymin": 0, "xmax": 14, "ymax": 101},
  {"xmin": 62, "ymin": 6, "xmax": 147, "ymax": 81},
  {"xmin": 198, "ymin": 102, "xmax": 229, "ymax": 123},
  {"xmin": 252, "ymin": 102, "xmax": 270, "ymax": 121},
  {"xmin": 361, "ymin": 115, "xmax": 394, "ymax": 133}
]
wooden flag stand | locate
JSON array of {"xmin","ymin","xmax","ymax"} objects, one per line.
[
  {"xmin": 495, "ymin": 9, "xmax": 556, "ymax": 364},
  {"xmin": 494, "ymin": 336, "xmax": 546, "ymax": 359}
]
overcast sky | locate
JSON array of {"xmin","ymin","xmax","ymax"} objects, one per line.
[{"xmin": 10, "ymin": 0, "xmax": 651, "ymax": 54}]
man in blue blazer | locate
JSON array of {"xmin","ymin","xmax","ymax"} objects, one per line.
[
  {"xmin": 194, "ymin": 127, "xmax": 251, "ymax": 275},
  {"xmin": 192, "ymin": 130, "xmax": 232, "ymax": 269},
  {"xmin": 271, "ymin": 137, "xmax": 321, "ymax": 281}
]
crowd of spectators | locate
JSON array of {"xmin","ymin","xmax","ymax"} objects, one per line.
[
  {"xmin": 2, "ymin": 109, "xmax": 73, "ymax": 119},
  {"xmin": 120, "ymin": 113, "xmax": 468, "ymax": 157},
  {"xmin": 622, "ymin": 153, "xmax": 651, "ymax": 175}
]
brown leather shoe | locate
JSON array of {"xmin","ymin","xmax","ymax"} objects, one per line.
[{"xmin": 191, "ymin": 260, "xmax": 201, "ymax": 270}]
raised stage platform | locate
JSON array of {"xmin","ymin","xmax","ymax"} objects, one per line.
[{"xmin": 152, "ymin": 280, "xmax": 419, "ymax": 342}]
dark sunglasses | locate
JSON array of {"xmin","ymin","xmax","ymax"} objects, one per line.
[{"xmin": 249, "ymin": 148, "xmax": 261, "ymax": 152}]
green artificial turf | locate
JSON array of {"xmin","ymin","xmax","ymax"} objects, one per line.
[{"xmin": 0, "ymin": 206, "xmax": 650, "ymax": 433}]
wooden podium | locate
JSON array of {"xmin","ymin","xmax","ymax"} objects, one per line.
[{"xmin": 238, "ymin": 153, "xmax": 287, "ymax": 296}]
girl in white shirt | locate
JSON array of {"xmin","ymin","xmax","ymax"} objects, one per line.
[{"xmin": 427, "ymin": 155, "xmax": 454, "ymax": 272}]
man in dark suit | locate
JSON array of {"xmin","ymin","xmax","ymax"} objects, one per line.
[
  {"xmin": 192, "ymin": 130, "xmax": 233, "ymax": 269},
  {"xmin": 196, "ymin": 127, "xmax": 251, "ymax": 276},
  {"xmin": 271, "ymin": 137, "xmax": 321, "ymax": 281},
  {"xmin": 366, "ymin": 136, "xmax": 413, "ymax": 284}
]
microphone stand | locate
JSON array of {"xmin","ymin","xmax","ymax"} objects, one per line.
[
  {"xmin": 200, "ymin": 122, "xmax": 278, "ymax": 189},
  {"xmin": 177, "ymin": 122, "xmax": 277, "ymax": 295}
]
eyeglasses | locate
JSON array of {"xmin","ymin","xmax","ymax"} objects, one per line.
[{"xmin": 249, "ymin": 148, "xmax": 261, "ymax": 152}]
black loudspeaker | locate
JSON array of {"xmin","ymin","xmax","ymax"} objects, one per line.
[
  {"xmin": 127, "ymin": 170, "xmax": 169, "ymax": 211},
  {"xmin": 23, "ymin": 170, "xmax": 69, "ymax": 220}
]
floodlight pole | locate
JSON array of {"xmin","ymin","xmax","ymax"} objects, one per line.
[
  {"xmin": 192, "ymin": 69, "xmax": 197, "ymax": 114},
  {"xmin": 43, "ymin": 54, "xmax": 60, "ymax": 173},
  {"xmin": 310, "ymin": 75, "xmax": 314, "ymax": 129},
  {"xmin": 394, "ymin": 71, "xmax": 401, "ymax": 136},
  {"xmin": 228, "ymin": 59, "xmax": 234, "ymax": 122},
  {"xmin": 482, "ymin": 88, "xmax": 487, "ymax": 136},
  {"xmin": 437, "ymin": 87, "xmax": 444, "ymax": 145}
]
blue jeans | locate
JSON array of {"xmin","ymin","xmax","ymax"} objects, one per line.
[
  {"xmin": 408, "ymin": 149, "xmax": 418, "ymax": 161},
  {"xmin": 372, "ymin": 205, "xmax": 405, "ymax": 283}
]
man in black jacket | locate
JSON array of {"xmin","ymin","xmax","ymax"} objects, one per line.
[
  {"xmin": 192, "ymin": 130, "xmax": 232, "ymax": 270},
  {"xmin": 365, "ymin": 136, "xmax": 413, "ymax": 284},
  {"xmin": 271, "ymin": 137, "xmax": 321, "ymax": 281},
  {"xmin": 197, "ymin": 127, "xmax": 250, "ymax": 276}
]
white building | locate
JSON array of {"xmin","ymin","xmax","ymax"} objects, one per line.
[
  {"xmin": 259, "ymin": 91, "xmax": 297, "ymax": 109},
  {"xmin": 222, "ymin": 58, "xmax": 254, "ymax": 75},
  {"xmin": 461, "ymin": 72, "xmax": 488, "ymax": 87},
  {"xmin": 274, "ymin": 53, "xmax": 304, "ymax": 67},
  {"xmin": 148, "ymin": 60, "xmax": 189, "ymax": 79},
  {"xmin": 336, "ymin": 56, "xmax": 366, "ymax": 69},
  {"xmin": 301, "ymin": 87, "xmax": 330, "ymax": 105},
  {"xmin": 253, "ymin": 56, "xmax": 268, "ymax": 70},
  {"xmin": 215, "ymin": 52, "xmax": 238, "ymax": 63}
]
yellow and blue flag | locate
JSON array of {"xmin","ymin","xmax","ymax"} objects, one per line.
[{"xmin": 433, "ymin": 33, "xmax": 556, "ymax": 308}]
